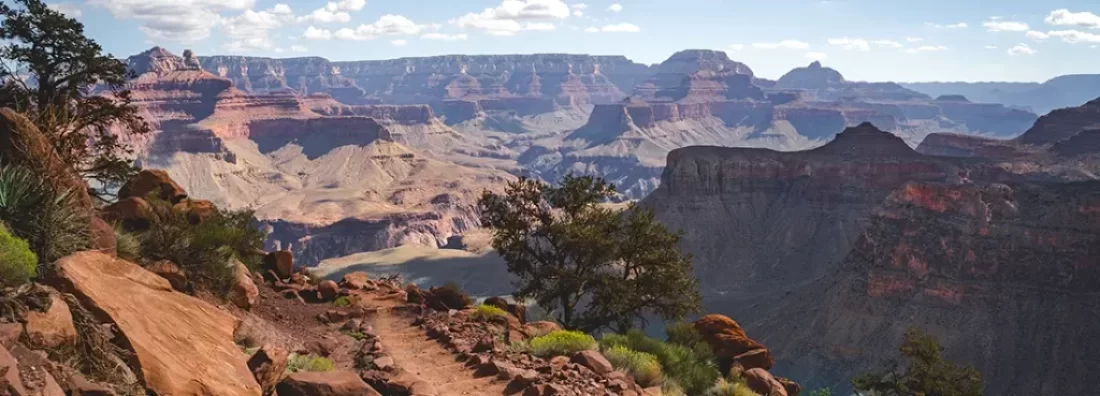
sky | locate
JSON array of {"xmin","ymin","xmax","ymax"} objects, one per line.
[{"xmin": 45, "ymin": 0, "xmax": 1100, "ymax": 82}]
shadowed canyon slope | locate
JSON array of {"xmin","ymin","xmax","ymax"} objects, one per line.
[{"xmin": 641, "ymin": 100, "xmax": 1100, "ymax": 395}]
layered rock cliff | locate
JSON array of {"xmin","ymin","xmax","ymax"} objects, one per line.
[{"xmin": 642, "ymin": 117, "xmax": 1100, "ymax": 395}]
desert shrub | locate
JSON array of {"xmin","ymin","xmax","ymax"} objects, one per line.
[
  {"xmin": 333, "ymin": 296, "xmax": 352, "ymax": 307},
  {"xmin": 809, "ymin": 388, "xmax": 832, "ymax": 396},
  {"xmin": 666, "ymin": 320, "xmax": 715, "ymax": 358},
  {"xmin": 604, "ymin": 345, "xmax": 663, "ymax": 387},
  {"xmin": 0, "ymin": 224, "xmax": 36, "ymax": 287},
  {"xmin": 507, "ymin": 339, "xmax": 530, "ymax": 354},
  {"xmin": 286, "ymin": 353, "xmax": 334, "ymax": 373},
  {"xmin": 472, "ymin": 304, "xmax": 509, "ymax": 321},
  {"xmin": 529, "ymin": 330, "xmax": 598, "ymax": 357},
  {"xmin": 138, "ymin": 197, "xmax": 266, "ymax": 295},
  {"xmin": 439, "ymin": 281, "xmax": 473, "ymax": 307},
  {"xmin": 0, "ymin": 165, "xmax": 89, "ymax": 268},
  {"xmin": 853, "ymin": 328, "xmax": 982, "ymax": 396},
  {"xmin": 113, "ymin": 226, "xmax": 141, "ymax": 262},
  {"xmin": 602, "ymin": 330, "xmax": 721, "ymax": 396},
  {"xmin": 705, "ymin": 378, "xmax": 759, "ymax": 396}
]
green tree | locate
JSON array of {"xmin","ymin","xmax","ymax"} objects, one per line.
[
  {"xmin": 853, "ymin": 328, "xmax": 983, "ymax": 396},
  {"xmin": 478, "ymin": 174, "xmax": 701, "ymax": 332},
  {"xmin": 0, "ymin": 0, "xmax": 149, "ymax": 199}
]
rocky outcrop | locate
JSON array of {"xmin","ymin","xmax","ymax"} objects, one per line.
[
  {"xmin": 54, "ymin": 251, "xmax": 262, "ymax": 396},
  {"xmin": 643, "ymin": 120, "xmax": 1100, "ymax": 395}
]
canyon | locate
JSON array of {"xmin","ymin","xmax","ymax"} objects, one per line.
[{"xmin": 641, "ymin": 99, "xmax": 1100, "ymax": 395}]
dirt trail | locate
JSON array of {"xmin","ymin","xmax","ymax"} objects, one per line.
[{"xmin": 368, "ymin": 311, "xmax": 510, "ymax": 395}]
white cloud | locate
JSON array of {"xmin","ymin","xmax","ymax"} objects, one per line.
[
  {"xmin": 598, "ymin": 22, "xmax": 638, "ymax": 32},
  {"xmin": 422, "ymin": 32, "xmax": 469, "ymax": 41},
  {"xmin": 983, "ymin": 19, "xmax": 1029, "ymax": 32},
  {"xmin": 571, "ymin": 3, "xmax": 587, "ymax": 9},
  {"xmin": 391, "ymin": 39, "xmax": 408, "ymax": 46},
  {"xmin": 752, "ymin": 40, "xmax": 810, "ymax": 50},
  {"xmin": 906, "ymin": 36, "xmax": 923, "ymax": 43},
  {"xmin": 926, "ymin": 22, "xmax": 968, "ymax": 29},
  {"xmin": 1026, "ymin": 30, "xmax": 1050, "ymax": 40},
  {"xmin": 1008, "ymin": 43, "xmax": 1036, "ymax": 55},
  {"xmin": 47, "ymin": 2, "xmax": 82, "ymax": 18},
  {"xmin": 274, "ymin": 47, "xmax": 284, "ymax": 53},
  {"xmin": 871, "ymin": 40, "xmax": 903, "ymax": 48},
  {"xmin": 325, "ymin": 0, "xmax": 366, "ymax": 12},
  {"xmin": 453, "ymin": 0, "xmax": 570, "ymax": 36},
  {"xmin": 1047, "ymin": 29, "xmax": 1100, "ymax": 43},
  {"xmin": 608, "ymin": 3, "xmax": 623, "ymax": 12},
  {"xmin": 828, "ymin": 37, "xmax": 869, "ymax": 51},
  {"xmin": 270, "ymin": 3, "xmax": 291, "ymax": 14},
  {"xmin": 334, "ymin": 14, "xmax": 425, "ymax": 40},
  {"xmin": 804, "ymin": 52, "xmax": 828, "ymax": 61},
  {"xmin": 298, "ymin": 8, "xmax": 351, "ymax": 23},
  {"xmin": 1045, "ymin": 9, "xmax": 1100, "ymax": 29},
  {"xmin": 984, "ymin": 45, "xmax": 998, "ymax": 49},
  {"xmin": 290, "ymin": 45, "xmax": 308, "ymax": 52},
  {"xmin": 303, "ymin": 26, "xmax": 333, "ymax": 40},
  {"xmin": 573, "ymin": 10, "xmax": 583, "ymax": 16},
  {"xmin": 89, "ymin": 0, "xmax": 255, "ymax": 42},
  {"xmin": 222, "ymin": 8, "xmax": 286, "ymax": 51},
  {"xmin": 905, "ymin": 45, "xmax": 948, "ymax": 53},
  {"xmin": 728, "ymin": 44, "xmax": 744, "ymax": 51}
]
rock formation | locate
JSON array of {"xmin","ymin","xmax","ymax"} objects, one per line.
[{"xmin": 642, "ymin": 111, "xmax": 1100, "ymax": 395}]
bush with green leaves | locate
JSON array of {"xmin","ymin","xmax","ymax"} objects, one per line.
[
  {"xmin": 0, "ymin": 224, "xmax": 36, "ymax": 287},
  {"xmin": 333, "ymin": 296, "xmax": 352, "ymax": 307},
  {"xmin": 853, "ymin": 328, "xmax": 983, "ymax": 396},
  {"xmin": 601, "ymin": 330, "xmax": 721, "ymax": 396},
  {"xmin": 286, "ymin": 353, "xmax": 334, "ymax": 373},
  {"xmin": 666, "ymin": 321, "xmax": 716, "ymax": 359},
  {"xmin": 809, "ymin": 388, "xmax": 832, "ymax": 396},
  {"xmin": 113, "ymin": 226, "xmax": 141, "ymax": 262},
  {"xmin": 529, "ymin": 330, "xmax": 598, "ymax": 357},
  {"xmin": 604, "ymin": 345, "xmax": 663, "ymax": 387},
  {"xmin": 472, "ymin": 304, "xmax": 509, "ymax": 321},
  {"xmin": 137, "ymin": 197, "xmax": 265, "ymax": 295},
  {"xmin": 0, "ymin": 165, "xmax": 89, "ymax": 268},
  {"xmin": 705, "ymin": 378, "xmax": 759, "ymax": 396}
]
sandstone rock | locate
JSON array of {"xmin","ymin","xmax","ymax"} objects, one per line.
[
  {"xmin": 54, "ymin": 251, "xmax": 262, "ymax": 396},
  {"xmin": 777, "ymin": 377, "xmax": 802, "ymax": 396},
  {"xmin": 247, "ymin": 345, "xmax": 288, "ymax": 395},
  {"xmin": 384, "ymin": 369, "xmax": 437, "ymax": 396},
  {"xmin": 62, "ymin": 372, "xmax": 116, "ymax": 396},
  {"xmin": 340, "ymin": 272, "xmax": 371, "ymax": 290},
  {"xmin": 744, "ymin": 368, "xmax": 787, "ymax": 396},
  {"xmin": 693, "ymin": 314, "xmax": 773, "ymax": 370},
  {"xmin": 275, "ymin": 371, "xmax": 380, "ymax": 396},
  {"xmin": 0, "ymin": 323, "xmax": 21, "ymax": 348},
  {"xmin": 0, "ymin": 108, "xmax": 92, "ymax": 212},
  {"xmin": 264, "ymin": 251, "xmax": 294, "ymax": 279},
  {"xmin": 101, "ymin": 197, "xmax": 154, "ymax": 232},
  {"xmin": 231, "ymin": 260, "xmax": 259, "ymax": 310},
  {"xmin": 523, "ymin": 321, "xmax": 562, "ymax": 338},
  {"xmin": 317, "ymin": 280, "xmax": 339, "ymax": 301},
  {"xmin": 483, "ymin": 296, "xmax": 509, "ymax": 310},
  {"xmin": 570, "ymin": 350, "xmax": 613, "ymax": 376},
  {"xmin": 0, "ymin": 343, "xmax": 66, "ymax": 396},
  {"xmin": 373, "ymin": 356, "xmax": 395, "ymax": 371},
  {"xmin": 88, "ymin": 217, "xmax": 117, "ymax": 257},
  {"xmin": 425, "ymin": 286, "xmax": 469, "ymax": 311},
  {"xmin": 23, "ymin": 288, "xmax": 77, "ymax": 349},
  {"xmin": 174, "ymin": 199, "xmax": 217, "ymax": 224},
  {"xmin": 144, "ymin": 260, "xmax": 188, "ymax": 292},
  {"xmin": 118, "ymin": 169, "xmax": 188, "ymax": 204}
]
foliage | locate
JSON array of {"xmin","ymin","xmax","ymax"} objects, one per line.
[
  {"xmin": 137, "ymin": 197, "xmax": 265, "ymax": 295},
  {"xmin": 333, "ymin": 296, "xmax": 352, "ymax": 307},
  {"xmin": 0, "ymin": 223, "xmax": 35, "ymax": 287},
  {"xmin": 472, "ymin": 304, "xmax": 509, "ymax": 321},
  {"xmin": 507, "ymin": 339, "xmax": 530, "ymax": 354},
  {"xmin": 529, "ymin": 330, "xmax": 598, "ymax": 357},
  {"xmin": 478, "ymin": 174, "xmax": 701, "ymax": 332},
  {"xmin": 603, "ymin": 345, "xmax": 664, "ymax": 387},
  {"xmin": 0, "ymin": 164, "xmax": 88, "ymax": 267},
  {"xmin": 852, "ymin": 328, "xmax": 983, "ymax": 396},
  {"xmin": 113, "ymin": 226, "xmax": 141, "ymax": 262},
  {"xmin": 705, "ymin": 378, "xmax": 759, "ymax": 396},
  {"xmin": 666, "ymin": 320, "xmax": 716, "ymax": 360},
  {"xmin": 439, "ymin": 281, "xmax": 473, "ymax": 308},
  {"xmin": 0, "ymin": 0, "xmax": 150, "ymax": 199},
  {"xmin": 601, "ymin": 330, "xmax": 721, "ymax": 396},
  {"xmin": 286, "ymin": 353, "xmax": 334, "ymax": 373},
  {"xmin": 809, "ymin": 388, "xmax": 833, "ymax": 396}
]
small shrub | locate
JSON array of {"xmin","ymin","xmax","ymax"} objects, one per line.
[
  {"xmin": 0, "ymin": 224, "xmax": 36, "ymax": 287},
  {"xmin": 439, "ymin": 281, "xmax": 473, "ymax": 307},
  {"xmin": 604, "ymin": 345, "xmax": 663, "ymax": 387},
  {"xmin": 602, "ymin": 330, "xmax": 720, "ymax": 396},
  {"xmin": 507, "ymin": 340, "xmax": 530, "ymax": 354},
  {"xmin": 286, "ymin": 353, "xmax": 334, "ymax": 373},
  {"xmin": 666, "ymin": 320, "xmax": 715, "ymax": 358},
  {"xmin": 472, "ymin": 304, "xmax": 509, "ymax": 321},
  {"xmin": 0, "ymin": 165, "xmax": 89, "ymax": 268},
  {"xmin": 809, "ymin": 388, "xmax": 832, "ymax": 396},
  {"xmin": 113, "ymin": 226, "xmax": 141, "ymax": 262},
  {"xmin": 333, "ymin": 296, "xmax": 352, "ymax": 307},
  {"xmin": 343, "ymin": 330, "xmax": 369, "ymax": 341},
  {"xmin": 705, "ymin": 378, "xmax": 759, "ymax": 396},
  {"xmin": 529, "ymin": 330, "xmax": 598, "ymax": 357}
]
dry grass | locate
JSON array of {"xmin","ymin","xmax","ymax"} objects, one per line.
[{"xmin": 52, "ymin": 293, "xmax": 144, "ymax": 395}]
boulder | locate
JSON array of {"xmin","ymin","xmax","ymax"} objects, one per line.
[
  {"xmin": 0, "ymin": 343, "xmax": 66, "ymax": 396},
  {"xmin": 405, "ymin": 284, "xmax": 424, "ymax": 303},
  {"xmin": 693, "ymin": 314, "xmax": 773, "ymax": 370},
  {"xmin": 317, "ymin": 280, "xmax": 340, "ymax": 302},
  {"xmin": 54, "ymin": 251, "xmax": 262, "ymax": 396},
  {"xmin": 101, "ymin": 197, "xmax": 154, "ymax": 232},
  {"xmin": 523, "ymin": 321, "xmax": 562, "ymax": 338},
  {"xmin": 23, "ymin": 287, "xmax": 77, "ymax": 349},
  {"xmin": 570, "ymin": 350, "xmax": 613, "ymax": 376},
  {"xmin": 231, "ymin": 260, "xmax": 259, "ymax": 310},
  {"xmin": 117, "ymin": 169, "xmax": 187, "ymax": 204},
  {"xmin": 275, "ymin": 371, "xmax": 380, "ymax": 396},
  {"xmin": 483, "ymin": 296, "xmax": 509, "ymax": 310},
  {"xmin": 247, "ymin": 345, "xmax": 288, "ymax": 395},
  {"xmin": 425, "ymin": 286, "xmax": 469, "ymax": 311},
  {"xmin": 777, "ymin": 377, "xmax": 802, "ymax": 396},
  {"xmin": 744, "ymin": 368, "xmax": 788, "ymax": 396},
  {"xmin": 88, "ymin": 217, "xmax": 117, "ymax": 257},
  {"xmin": 340, "ymin": 272, "xmax": 371, "ymax": 290},
  {"xmin": 144, "ymin": 260, "xmax": 188, "ymax": 292},
  {"xmin": 0, "ymin": 108, "xmax": 92, "ymax": 211},
  {"xmin": 0, "ymin": 323, "xmax": 21, "ymax": 348},
  {"xmin": 174, "ymin": 199, "xmax": 217, "ymax": 224},
  {"xmin": 263, "ymin": 251, "xmax": 294, "ymax": 279}
]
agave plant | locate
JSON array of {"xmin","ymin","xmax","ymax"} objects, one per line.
[{"xmin": 0, "ymin": 165, "xmax": 89, "ymax": 270}]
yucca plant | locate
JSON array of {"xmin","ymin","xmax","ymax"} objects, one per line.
[{"xmin": 0, "ymin": 165, "xmax": 89, "ymax": 271}]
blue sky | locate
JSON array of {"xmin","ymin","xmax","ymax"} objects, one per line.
[{"xmin": 49, "ymin": 0, "xmax": 1100, "ymax": 82}]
